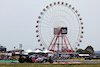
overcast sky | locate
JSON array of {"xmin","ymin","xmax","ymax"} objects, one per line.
[{"xmin": 0, "ymin": 0, "xmax": 100, "ymax": 51}]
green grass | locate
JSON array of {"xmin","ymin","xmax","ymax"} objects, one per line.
[{"xmin": 0, "ymin": 63, "xmax": 100, "ymax": 67}]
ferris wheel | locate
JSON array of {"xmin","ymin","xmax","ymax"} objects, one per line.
[{"xmin": 36, "ymin": 2, "xmax": 84, "ymax": 53}]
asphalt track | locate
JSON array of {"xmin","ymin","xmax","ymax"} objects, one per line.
[
  {"xmin": 53, "ymin": 60, "xmax": 100, "ymax": 64},
  {"xmin": 0, "ymin": 60, "xmax": 100, "ymax": 64}
]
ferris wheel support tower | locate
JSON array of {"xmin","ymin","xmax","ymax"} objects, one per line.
[{"xmin": 48, "ymin": 27, "xmax": 74, "ymax": 53}]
